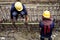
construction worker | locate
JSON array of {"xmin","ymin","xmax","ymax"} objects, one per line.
[
  {"xmin": 39, "ymin": 10, "xmax": 55, "ymax": 40},
  {"xmin": 10, "ymin": 2, "xmax": 28, "ymax": 29}
]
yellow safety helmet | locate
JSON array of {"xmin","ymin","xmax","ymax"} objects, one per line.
[
  {"xmin": 15, "ymin": 2, "xmax": 23, "ymax": 11},
  {"xmin": 43, "ymin": 10, "xmax": 50, "ymax": 18}
]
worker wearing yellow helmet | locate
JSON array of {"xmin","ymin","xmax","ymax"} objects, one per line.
[
  {"xmin": 14, "ymin": 2, "xmax": 23, "ymax": 11},
  {"xmin": 43, "ymin": 10, "xmax": 51, "ymax": 19},
  {"xmin": 39, "ymin": 10, "xmax": 55, "ymax": 40},
  {"xmin": 10, "ymin": 2, "xmax": 28, "ymax": 30}
]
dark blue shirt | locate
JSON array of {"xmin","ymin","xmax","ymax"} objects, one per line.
[
  {"xmin": 39, "ymin": 21, "xmax": 54, "ymax": 37},
  {"xmin": 10, "ymin": 3, "xmax": 27, "ymax": 17}
]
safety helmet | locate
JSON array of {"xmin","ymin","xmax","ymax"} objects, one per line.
[
  {"xmin": 15, "ymin": 2, "xmax": 23, "ymax": 11},
  {"xmin": 43, "ymin": 10, "xmax": 50, "ymax": 18}
]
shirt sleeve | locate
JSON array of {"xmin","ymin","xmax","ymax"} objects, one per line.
[
  {"xmin": 52, "ymin": 22, "xmax": 55, "ymax": 28},
  {"xmin": 22, "ymin": 4, "xmax": 27, "ymax": 15},
  {"xmin": 39, "ymin": 21, "xmax": 43, "ymax": 28},
  {"xmin": 10, "ymin": 3, "xmax": 15, "ymax": 14}
]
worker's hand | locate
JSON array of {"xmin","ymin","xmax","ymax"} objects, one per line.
[
  {"xmin": 12, "ymin": 22, "xmax": 15, "ymax": 25},
  {"xmin": 24, "ymin": 22, "xmax": 28, "ymax": 25},
  {"xmin": 24, "ymin": 15, "xmax": 28, "ymax": 25},
  {"xmin": 11, "ymin": 19, "xmax": 15, "ymax": 25}
]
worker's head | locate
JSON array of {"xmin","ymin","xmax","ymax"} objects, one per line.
[
  {"xmin": 43, "ymin": 10, "xmax": 51, "ymax": 19},
  {"xmin": 15, "ymin": 2, "xmax": 23, "ymax": 11}
]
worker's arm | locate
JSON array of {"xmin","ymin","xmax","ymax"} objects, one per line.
[
  {"xmin": 10, "ymin": 3, "xmax": 16, "ymax": 24},
  {"xmin": 24, "ymin": 15, "xmax": 28, "ymax": 25},
  {"xmin": 22, "ymin": 4, "xmax": 28, "ymax": 24}
]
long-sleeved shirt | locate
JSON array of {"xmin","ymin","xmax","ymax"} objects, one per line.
[
  {"xmin": 39, "ymin": 20, "xmax": 54, "ymax": 37},
  {"xmin": 10, "ymin": 3, "xmax": 27, "ymax": 18}
]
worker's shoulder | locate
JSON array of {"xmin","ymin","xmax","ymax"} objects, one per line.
[
  {"xmin": 22, "ymin": 4, "xmax": 26, "ymax": 9},
  {"xmin": 10, "ymin": 3, "xmax": 15, "ymax": 10},
  {"xmin": 11, "ymin": 3, "xmax": 15, "ymax": 6}
]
